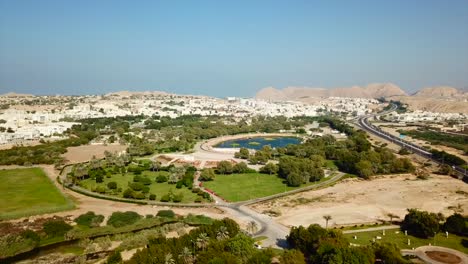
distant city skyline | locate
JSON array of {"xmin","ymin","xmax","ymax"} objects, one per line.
[{"xmin": 1, "ymin": 0, "xmax": 467, "ymax": 97}]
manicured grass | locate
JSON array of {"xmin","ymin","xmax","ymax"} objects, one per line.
[
  {"xmin": 80, "ymin": 171, "xmax": 199, "ymax": 203},
  {"xmin": 203, "ymin": 173, "xmax": 324, "ymax": 202},
  {"xmin": 344, "ymin": 228, "xmax": 468, "ymax": 253},
  {"xmin": 0, "ymin": 168, "xmax": 74, "ymax": 220}
]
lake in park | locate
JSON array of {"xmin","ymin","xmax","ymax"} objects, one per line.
[{"xmin": 215, "ymin": 136, "xmax": 301, "ymax": 150}]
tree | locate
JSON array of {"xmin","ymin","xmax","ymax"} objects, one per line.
[
  {"xmin": 233, "ymin": 162, "xmax": 249, "ymax": 173},
  {"xmin": 107, "ymin": 181, "xmax": 117, "ymax": 189},
  {"xmin": 178, "ymin": 247, "xmax": 194, "ymax": 264},
  {"xmin": 226, "ymin": 233, "xmax": 255, "ymax": 262},
  {"xmin": 217, "ymin": 226, "xmax": 230, "ymax": 240},
  {"xmin": 199, "ymin": 168, "xmax": 215, "ymax": 181},
  {"xmin": 260, "ymin": 162, "xmax": 278, "ymax": 175},
  {"xmin": 280, "ymin": 249, "xmax": 306, "ymax": 264},
  {"xmin": 238, "ymin": 148, "xmax": 250, "ymax": 159},
  {"xmin": 373, "ymin": 243, "xmax": 407, "ymax": 264},
  {"xmin": 287, "ymin": 172, "xmax": 302, "ymax": 187},
  {"xmin": 196, "ymin": 233, "xmax": 210, "ymax": 251},
  {"xmin": 246, "ymin": 221, "xmax": 258, "ymax": 235},
  {"xmin": 355, "ymin": 160, "xmax": 373, "ymax": 179},
  {"xmin": 74, "ymin": 211, "xmax": 104, "ymax": 227},
  {"xmin": 217, "ymin": 161, "xmax": 233, "ymax": 174},
  {"xmin": 386, "ymin": 213, "xmax": 399, "ymax": 224},
  {"xmin": 323, "ymin": 215, "xmax": 332, "ymax": 229},
  {"xmin": 443, "ymin": 213, "xmax": 466, "ymax": 236},
  {"xmin": 401, "ymin": 209, "xmax": 440, "ymax": 238},
  {"xmin": 164, "ymin": 253, "xmax": 175, "ymax": 264},
  {"xmin": 151, "ymin": 160, "xmax": 161, "ymax": 171},
  {"xmin": 107, "ymin": 251, "xmax": 122, "ymax": 264}
]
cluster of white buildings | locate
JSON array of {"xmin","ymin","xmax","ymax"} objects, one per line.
[
  {"xmin": 387, "ymin": 110, "xmax": 468, "ymax": 122},
  {"xmin": 0, "ymin": 93, "xmax": 380, "ymax": 145}
]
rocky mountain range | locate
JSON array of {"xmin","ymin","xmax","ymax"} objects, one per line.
[{"xmin": 256, "ymin": 84, "xmax": 468, "ymax": 113}]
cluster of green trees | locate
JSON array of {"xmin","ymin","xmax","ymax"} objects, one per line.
[
  {"xmin": 127, "ymin": 218, "xmax": 307, "ymax": 264},
  {"xmin": 138, "ymin": 115, "xmax": 310, "ymax": 155},
  {"xmin": 72, "ymin": 155, "xmax": 203, "ymax": 202},
  {"xmin": 401, "ymin": 209, "xmax": 467, "ymax": 239},
  {"xmin": 287, "ymin": 224, "xmax": 407, "ymax": 264}
]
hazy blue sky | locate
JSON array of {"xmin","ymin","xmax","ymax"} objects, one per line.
[{"xmin": 1, "ymin": 0, "xmax": 467, "ymax": 97}]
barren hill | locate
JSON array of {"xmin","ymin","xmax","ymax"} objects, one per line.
[
  {"xmin": 412, "ymin": 86, "xmax": 466, "ymax": 98},
  {"xmin": 255, "ymin": 83, "xmax": 407, "ymax": 101}
]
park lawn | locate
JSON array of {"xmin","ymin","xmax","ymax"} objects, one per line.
[
  {"xmin": 80, "ymin": 171, "xmax": 199, "ymax": 203},
  {"xmin": 343, "ymin": 228, "xmax": 468, "ymax": 254},
  {"xmin": 0, "ymin": 168, "xmax": 74, "ymax": 220},
  {"xmin": 325, "ymin": 160, "xmax": 338, "ymax": 170},
  {"xmin": 203, "ymin": 173, "xmax": 324, "ymax": 202}
]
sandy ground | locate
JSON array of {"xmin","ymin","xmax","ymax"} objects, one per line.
[
  {"xmin": 250, "ymin": 174, "xmax": 468, "ymax": 228},
  {"xmin": 61, "ymin": 144, "xmax": 127, "ymax": 164}
]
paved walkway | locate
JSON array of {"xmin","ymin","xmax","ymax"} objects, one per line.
[{"xmin": 343, "ymin": 225, "xmax": 400, "ymax": 234}]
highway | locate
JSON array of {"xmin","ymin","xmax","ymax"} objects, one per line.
[{"xmin": 356, "ymin": 104, "xmax": 467, "ymax": 179}]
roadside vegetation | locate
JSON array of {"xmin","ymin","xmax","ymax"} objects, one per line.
[
  {"xmin": 399, "ymin": 129, "xmax": 468, "ymax": 154},
  {"xmin": 0, "ymin": 210, "xmax": 213, "ymax": 261},
  {"xmin": 0, "ymin": 168, "xmax": 74, "ymax": 220}
]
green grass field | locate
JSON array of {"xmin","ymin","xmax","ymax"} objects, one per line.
[
  {"xmin": 0, "ymin": 168, "xmax": 74, "ymax": 220},
  {"xmin": 80, "ymin": 170, "xmax": 199, "ymax": 203},
  {"xmin": 343, "ymin": 228, "xmax": 468, "ymax": 253},
  {"xmin": 203, "ymin": 173, "xmax": 325, "ymax": 202}
]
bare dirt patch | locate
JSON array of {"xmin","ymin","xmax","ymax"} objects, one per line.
[
  {"xmin": 426, "ymin": 251, "xmax": 462, "ymax": 264},
  {"xmin": 62, "ymin": 144, "xmax": 127, "ymax": 164},
  {"xmin": 250, "ymin": 174, "xmax": 468, "ymax": 228}
]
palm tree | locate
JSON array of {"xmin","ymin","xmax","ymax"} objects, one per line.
[
  {"xmin": 386, "ymin": 213, "xmax": 399, "ymax": 224},
  {"xmin": 323, "ymin": 215, "xmax": 332, "ymax": 229},
  {"xmin": 164, "ymin": 253, "xmax": 175, "ymax": 264},
  {"xmin": 196, "ymin": 233, "xmax": 209, "ymax": 251},
  {"xmin": 247, "ymin": 221, "xmax": 258, "ymax": 235},
  {"xmin": 178, "ymin": 247, "xmax": 194, "ymax": 264},
  {"xmin": 152, "ymin": 160, "xmax": 161, "ymax": 171},
  {"xmin": 216, "ymin": 226, "xmax": 229, "ymax": 240}
]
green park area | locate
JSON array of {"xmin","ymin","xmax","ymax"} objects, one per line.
[
  {"xmin": 0, "ymin": 168, "xmax": 74, "ymax": 220},
  {"xmin": 79, "ymin": 169, "xmax": 201, "ymax": 203},
  {"xmin": 343, "ymin": 228, "xmax": 468, "ymax": 254},
  {"xmin": 202, "ymin": 172, "xmax": 325, "ymax": 202}
]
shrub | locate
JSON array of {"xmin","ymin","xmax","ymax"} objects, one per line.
[
  {"xmin": 75, "ymin": 211, "xmax": 105, "ymax": 227},
  {"xmin": 43, "ymin": 220, "xmax": 73, "ymax": 237},
  {"xmin": 133, "ymin": 175, "xmax": 143, "ymax": 182},
  {"xmin": 141, "ymin": 177, "xmax": 152, "ymax": 185},
  {"xmin": 95, "ymin": 186, "xmax": 107, "ymax": 194},
  {"xmin": 129, "ymin": 182, "xmax": 144, "ymax": 191},
  {"xmin": 199, "ymin": 168, "xmax": 215, "ymax": 181},
  {"xmin": 176, "ymin": 181, "xmax": 183, "ymax": 189},
  {"xmin": 123, "ymin": 188, "xmax": 134, "ymax": 198},
  {"xmin": 156, "ymin": 175, "xmax": 168, "ymax": 183},
  {"xmin": 160, "ymin": 194, "xmax": 171, "ymax": 202},
  {"xmin": 142, "ymin": 186, "xmax": 150, "ymax": 193},
  {"xmin": 194, "ymin": 197, "xmax": 202, "ymax": 203},
  {"xmin": 20, "ymin": 230, "xmax": 40, "ymax": 244},
  {"xmin": 157, "ymin": 210, "xmax": 175, "ymax": 218},
  {"xmin": 107, "ymin": 250, "xmax": 122, "ymax": 264},
  {"xmin": 133, "ymin": 192, "xmax": 146, "ymax": 200},
  {"xmin": 107, "ymin": 211, "xmax": 142, "ymax": 227},
  {"xmin": 149, "ymin": 194, "xmax": 156, "ymax": 200},
  {"xmin": 172, "ymin": 193, "xmax": 183, "ymax": 203},
  {"xmin": 107, "ymin": 181, "xmax": 118, "ymax": 189},
  {"xmin": 96, "ymin": 175, "xmax": 104, "ymax": 183}
]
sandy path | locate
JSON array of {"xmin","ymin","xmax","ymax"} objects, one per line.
[{"xmin": 250, "ymin": 174, "xmax": 468, "ymax": 228}]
